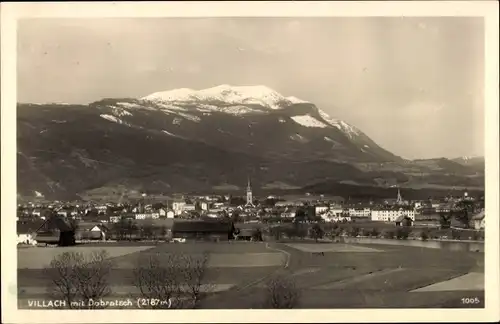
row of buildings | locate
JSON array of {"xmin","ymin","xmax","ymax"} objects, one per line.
[{"xmin": 17, "ymin": 186, "xmax": 484, "ymax": 230}]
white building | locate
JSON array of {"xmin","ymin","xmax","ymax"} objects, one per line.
[
  {"xmin": 134, "ymin": 213, "xmax": 160, "ymax": 220},
  {"xmin": 315, "ymin": 205, "xmax": 329, "ymax": 216},
  {"xmin": 320, "ymin": 209, "xmax": 351, "ymax": 223},
  {"xmin": 371, "ymin": 208, "xmax": 415, "ymax": 222},
  {"xmin": 57, "ymin": 210, "xmax": 68, "ymax": 217},
  {"xmin": 206, "ymin": 212, "xmax": 219, "ymax": 218},
  {"xmin": 166, "ymin": 210, "xmax": 175, "ymax": 219},
  {"xmin": 17, "ymin": 234, "xmax": 37, "ymax": 245},
  {"xmin": 348, "ymin": 208, "xmax": 371, "ymax": 218},
  {"xmin": 172, "ymin": 201, "xmax": 186, "ymax": 215},
  {"xmin": 96, "ymin": 205, "xmax": 108, "ymax": 212},
  {"xmin": 329, "ymin": 206, "xmax": 344, "ymax": 217},
  {"xmin": 184, "ymin": 204, "xmax": 196, "ymax": 212},
  {"xmin": 472, "ymin": 210, "xmax": 485, "ymax": 230},
  {"xmin": 281, "ymin": 209, "xmax": 297, "ymax": 219},
  {"xmin": 109, "ymin": 216, "xmax": 121, "ymax": 223}
]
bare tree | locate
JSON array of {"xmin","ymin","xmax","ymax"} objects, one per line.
[
  {"xmin": 263, "ymin": 274, "xmax": 301, "ymax": 309},
  {"xmin": 133, "ymin": 251, "xmax": 213, "ymax": 309},
  {"xmin": 45, "ymin": 252, "xmax": 81, "ymax": 308},
  {"xmin": 75, "ymin": 250, "xmax": 113, "ymax": 308},
  {"xmin": 45, "ymin": 250, "xmax": 113, "ymax": 309},
  {"xmin": 181, "ymin": 251, "xmax": 212, "ymax": 309},
  {"xmin": 132, "ymin": 252, "xmax": 185, "ymax": 309}
]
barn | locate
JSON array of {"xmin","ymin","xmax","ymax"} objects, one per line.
[
  {"xmin": 35, "ymin": 215, "xmax": 76, "ymax": 246},
  {"xmin": 171, "ymin": 220, "xmax": 235, "ymax": 241}
]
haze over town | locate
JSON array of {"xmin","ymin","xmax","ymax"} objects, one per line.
[{"xmin": 17, "ymin": 17, "xmax": 484, "ymax": 159}]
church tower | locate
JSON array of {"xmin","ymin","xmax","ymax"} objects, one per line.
[
  {"xmin": 396, "ymin": 188, "xmax": 403, "ymax": 205},
  {"xmin": 245, "ymin": 177, "xmax": 254, "ymax": 208}
]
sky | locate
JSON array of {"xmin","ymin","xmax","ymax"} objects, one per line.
[{"xmin": 17, "ymin": 17, "xmax": 484, "ymax": 159}]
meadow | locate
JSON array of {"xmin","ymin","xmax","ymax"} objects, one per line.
[{"xmin": 17, "ymin": 241, "xmax": 484, "ymax": 308}]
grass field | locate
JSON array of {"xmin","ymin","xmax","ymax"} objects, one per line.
[
  {"xmin": 285, "ymin": 243, "xmax": 383, "ymax": 253},
  {"xmin": 17, "ymin": 245, "xmax": 156, "ymax": 269},
  {"xmin": 17, "ymin": 241, "xmax": 484, "ymax": 308}
]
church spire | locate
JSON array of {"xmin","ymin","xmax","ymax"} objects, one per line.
[
  {"xmin": 245, "ymin": 176, "xmax": 254, "ymax": 208},
  {"xmin": 396, "ymin": 187, "xmax": 403, "ymax": 205}
]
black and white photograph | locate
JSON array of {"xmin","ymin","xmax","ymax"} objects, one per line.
[{"xmin": 1, "ymin": 1, "xmax": 499, "ymax": 323}]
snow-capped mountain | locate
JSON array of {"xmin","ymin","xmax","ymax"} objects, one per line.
[
  {"xmin": 143, "ymin": 84, "xmax": 301, "ymax": 110},
  {"xmin": 141, "ymin": 85, "xmax": 361, "ymax": 138}
]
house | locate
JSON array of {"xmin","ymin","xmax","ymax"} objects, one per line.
[
  {"xmin": 320, "ymin": 209, "xmax": 351, "ymax": 223},
  {"xmin": 109, "ymin": 215, "xmax": 121, "ymax": 223},
  {"xmin": 205, "ymin": 212, "xmax": 220, "ymax": 218},
  {"xmin": 472, "ymin": 210, "xmax": 485, "ymax": 230},
  {"xmin": 436, "ymin": 203, "xmax": 453, "ymax": 213},
  {"xmin": 56, "ymin": 210, "xmax": 68, "ymax": 217},
  {"xmin": 32, "ymin": 209, "xmax": 42, "ymax": 217},
  {"xmin": 328, "ymin": 206, "xmax": 344, "ymax": 217},
  {"xmin": 395, "ymin": 215, "xmax": 413, "ymax": 227},
  {"xmin": 171, "ymin": 220, "xmax": 235, "ymax": 241},
  {"xmin": 414, "ymin": 213, "xmax": 441, "ymax": 227},
  {"xmin": 315, "ymin": 205, "xmax": 329, "ymax": 216},
  {"xmin": 233, "ymin": 228, "xmax": 254, "ymax": 241},
  {"xmin": 96, "ymin": 205, "xmax": 108, "ymax": 214},
  {"xmin": 77, "ymin": 223, "xmax": 109, "ymax": 241},
  {"xmin": 166, "ymin": 210, "xmax": 175, "ymax": 219},
  {"xmin": 17, "ymin": 220, "xmax": 44, "ymax": 245},
  {"xmin": 281, "ymin": 207, "xmax": 297, "ymax": 219}
]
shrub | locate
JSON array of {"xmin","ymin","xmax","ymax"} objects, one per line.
[
  {"xmin": 396, "ymin": 227, "xmax": 411, "ymax": 240},
  {"xmin": 251, "ymin": 228, "xmax": 263, "ymax": 241},
  {"xmin": 370, "ymin": 228, "xmax": 380, "ymax": 238},
  {"xmin": 309, "ymin": 223, "xmax": 325, "ymax": 242},
  {"xmin": 384, "ymin": 230, "xmax": 395, "ymax": 239},
  {"xmin": 349, "ymin": 227, "xmax": 360, "ymax": 237},
  {"xmin": 420, "ymin": 230, "xmax": 429, "ymax": 241},
  {"xmin": 361, "ymin": 228, "xmax": 371, "ymax": 237},
  {"xmin": 263, "ymin": 274, "xmax": 301, "ymax": 309}
]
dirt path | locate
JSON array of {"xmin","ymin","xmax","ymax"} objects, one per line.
[{"xmin": 312, "ymin": 267, "xmax": 406, "ymax": 289}]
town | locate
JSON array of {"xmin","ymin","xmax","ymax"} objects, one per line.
[{"xmin": 17, "ymin": 179, "xmax": 485, "ymax": 246}]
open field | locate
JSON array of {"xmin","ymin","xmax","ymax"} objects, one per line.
[
  {"xmin": 17, "ymin": 241, "xmax": 484, "ymax": 308},
  {"xmin": 411, "ymin": 272, "xmax": 484, "ymax": 292},
  {"xmin": 17, "ymin": 245, "xmax": 156, "ymax": 269},
  {"xmin": 204, "ymin": 288, "xmax": 485, "ymax": 308},
  {"xmin": 17, "ymin": 242, "xmax": 284, "ymax": 304},
  {"xmin": 285, "ymin": 243, "xmax": 383, "ymax": 253}
]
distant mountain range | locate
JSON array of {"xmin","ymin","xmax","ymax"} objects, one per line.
[{"xmin": 17, "ymin": 85, "xmax": 484, "ymax": 201}]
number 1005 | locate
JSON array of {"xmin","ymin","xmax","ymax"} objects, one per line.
[{"xmin": 461, "ymin": 297, "xmax": 480, "ymax": 304}]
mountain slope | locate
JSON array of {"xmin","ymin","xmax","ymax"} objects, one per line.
[
  {"xmin": 451, "ymin": 156, "xmax": 485, "ymax": 173},
  {"xmin": 16, "ymin": 85, "xmax": 483, "ymax": 200}
]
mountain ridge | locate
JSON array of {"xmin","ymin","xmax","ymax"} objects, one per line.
[{"xmin": 16, "ymin": 85, "xmax": 484, "ymax": 200}]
